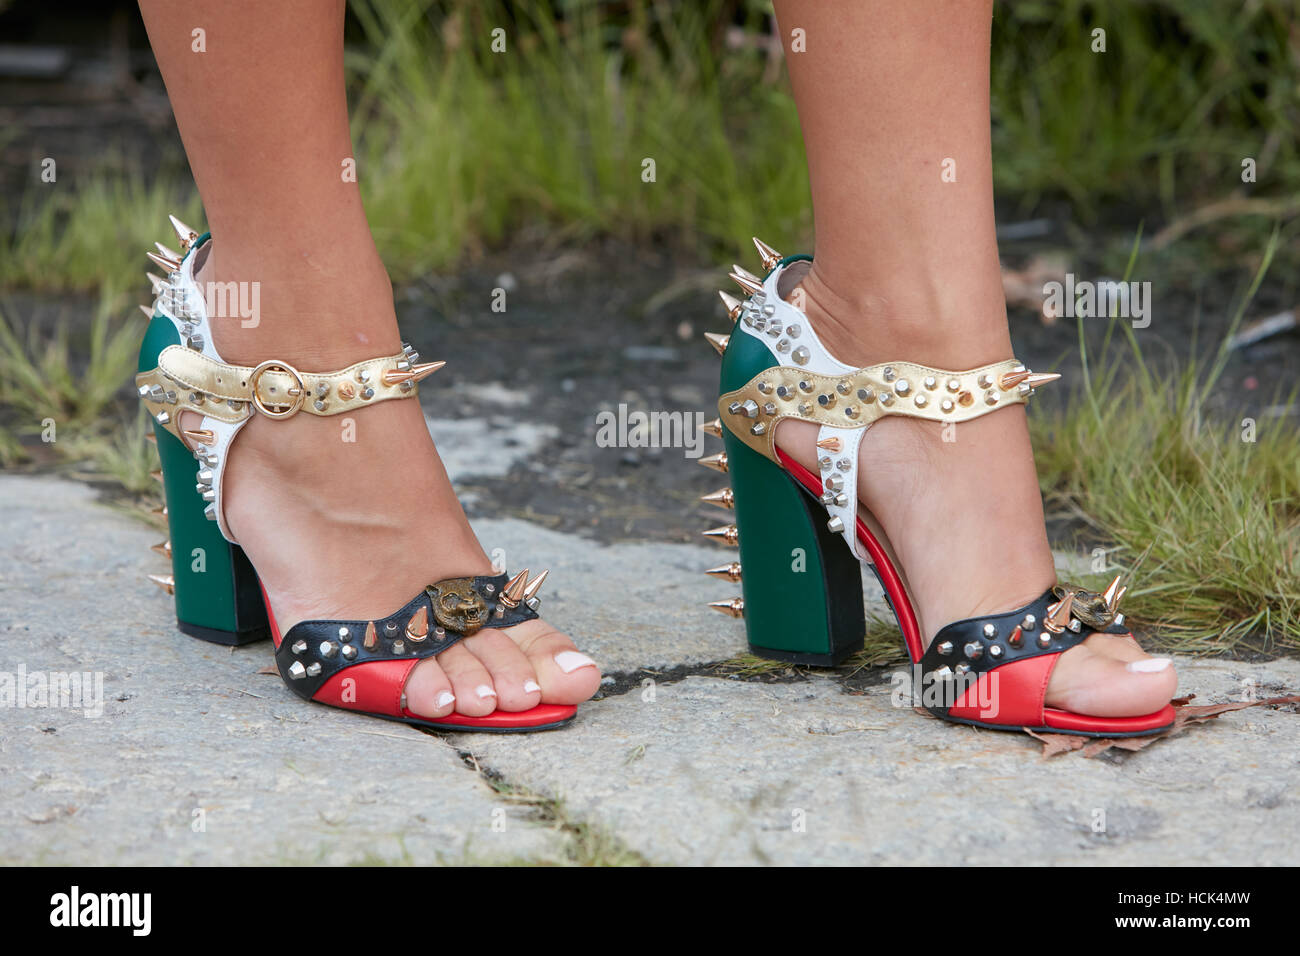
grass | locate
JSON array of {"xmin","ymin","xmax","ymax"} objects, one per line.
[
  {"xmin": 1, "ymin": 0, "xmax": 1297, "ymax": 293},
  {"xmin": 1032, "ymin": 228, "xmax": 1300, "ymax": 653}
]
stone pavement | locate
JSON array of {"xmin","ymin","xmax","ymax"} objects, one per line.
[{"xmin": 3, "ymin": 473, "xmax": 1298, "ymax": 865}]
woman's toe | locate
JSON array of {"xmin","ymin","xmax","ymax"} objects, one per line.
[
  {"xmin": 403, "ymin": 656, "xmax": 457, "ymax": 718},
  {"xmin": 460, "ymin": 628, "xmax": 542, "ymax": 712},
  {"xmin": 503, "ymin": 620, "xmax": 601, "ymax": 705},
  {"xmin": 432, "ymin": 643, "xmax": 499, "ymax": 716},
  {"xmin": 1045, "ymin": 642, "xmax": 1178, "ymax": 717}
]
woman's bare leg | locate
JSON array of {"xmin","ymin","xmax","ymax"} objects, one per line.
[
  {"xmin": 137, "ymin": 0, "xmax": 600, "ymax": 717},
  {"xmin": 771, "ymin": 0, "xmax": 1175, "ymax": 715}
]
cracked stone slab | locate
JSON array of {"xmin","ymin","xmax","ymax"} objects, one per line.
[
  {"xmin": 0, "ymin": 476, "xmax": 562, "ymax": 865},
  {"xmin": 459, "ymin": 667, "xmax": 1300, "ymax": 866}
]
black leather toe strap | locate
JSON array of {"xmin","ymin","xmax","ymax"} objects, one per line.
[
  {"xmin": 914, "ymin": 586, "xmax": 1128, "ymax": 719},
  {"xmin": 274, "ymin": 572, "xmax": 540, "ymax": 700}
]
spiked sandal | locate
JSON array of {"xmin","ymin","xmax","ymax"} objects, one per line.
[
  {"xmin": 136, "ymin": 217, "xmax": 576, "ymax": 732},
  {"xmin": 697, "ymin": 238, "xmax": 1175, "ymax": 737}
]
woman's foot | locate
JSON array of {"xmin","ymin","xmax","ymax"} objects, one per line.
[
  {"xmin": 194, "ymin": 256, "xmax": 602, "ymax": 721},
  {"xmin": 774, "ymin": 270, "xmax": 1177, "ymax": 718}
]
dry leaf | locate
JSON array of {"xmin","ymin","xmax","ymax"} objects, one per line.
[{"xmin": 256, "ymin": 664, "xmax": 278, "ymax": 676}]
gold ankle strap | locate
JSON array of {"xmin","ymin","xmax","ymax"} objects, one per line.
[
  {"xmin": 718, "ymin": 358, "xmax": 1059, "ymax": 462},
  {"xmin": 136, "ymin": 344, "xmax": 442, "ymax": 440}
]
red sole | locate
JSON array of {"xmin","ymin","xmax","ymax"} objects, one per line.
[
  {"xmin": 260, "ymin": 581, "xmax": 576, "ymax": 733},
  {"xmin": 774, "ymin": 448, "xmax": 1175, "ymax": 738}
]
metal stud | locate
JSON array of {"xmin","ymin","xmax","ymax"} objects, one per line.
[
  {"xmin": 882, "ymin": 366, "xmax": 896, "ymax": 382},
  {"xmin": 288, "ymin": 661, "xmax": 307, "ymax": 680},
  {"xmin": 946, "ymin": 378, "xmax": 961, "ymax": 393},
  {"xmin": 1037, "ymin": 632, "xmax": 1052, "ymax": 648},
  {"xmin": 879, "ymin": 391, "xmax": 894, "ymax": 406},
  {"xmin": 914, "ymin": 394, "xmax": 928, "ymax": 408},
  {"xmin": 703, "ymin": 525, "xmax": 739, "ymax": 546},
  {"xmin": 932, "ymin": 666, "xmax": 953, "ymax": 682},
  {"xmin": 982, "ymin": 623, "xmax": 997, "ymax": 639},
  {"xmin": 792, "ymin": 346, "xmax": 810, "ymax": 365},
  {"xmin": 341, "ymin": 645, "xmax": 357, "ymax": 660},
  {"xmin": 987, "ymin": 645, "xmax": 1004, "ymax": 659},
  {"xmin": 405, "ymin": 605, "xmax": 430, "ymax": 641},
  {"xmin": 363, "ymin": 622, "xmax": 378, "ymax": 650},
  {"xmin": 857, "ymin": 387, "xmax": 875, "ymax": 403},
  {"xmin": 826, "ymin": 516, "xmax": 845, "ymax": 533},
  {"xmin": 708, "ymin": 597, "xmax": 745, "ymax": 619},
  {"xmin": 923, "ymin": 376, "xmax": 937, "ymax": 390},
  {"xmin": 306, "ymin": 662, "xmax": 322, "ymax": 677},
  {"xmin": 147, "ymin": 573, "xmax": 174, "ymax": 594},
  {"xmin": 1021, "ymin": 614, "xmax": 1037, "ymax": 630},
  {"xmin": 291, "ymin": 639, "xmax": 307, "ymax": 655},
  {"xmin": 338, "ymin": 626, "xmax": 351, "ymax": 642},
  {"xmin": 799, "ymin": 403, "xmax": 815, "ymax": 417},
  {"xmin": 319, "ymin": 641, "xmax": 338, "ymax": 658},
  {"xmin": 699, "ymin": 453, "xmax": 728, "ymax": 473},
  {"xmin": 984, "ymin": 390, "xmax": 999, "ymax": 405},
  {"xmin": 937, "ymin": 640, "xmax": 953, "ymax": 656},
  {"xmin": 844, "ymin": 406, "xmax": 859, "ymax": 419},
  {"xmin": 705, "ymin": 562, "xmax": 743, "ymax": 582},
  {"xmin": 818, "ymin": 393, "xmax": 836, "ymax": 408},
  {"xmin": 391, "ymin": 642, "xmax": 405, "ymax": 655},
  {"xmin": 954, "ymin": 663, "xmax": 972, "ymax": 677},
  {"xmin": 1007, "ymin": 626, "xmax": 1023, "ymax": 647},
  {"xmin": 750, "ymin": 422, "xmax": 766, "ymax": 436},
  {"xmin": 964, "ymin": 642, "xmax": 983, "ymax": 660},
  {"xmin": 978, "ymin": 373, "xmax": 993, "ymax": 389},
  {"xmin": 894, "ymin": 379, "xmax": 911, "ymax": 396}
]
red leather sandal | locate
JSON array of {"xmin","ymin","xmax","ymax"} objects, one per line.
[
  {"xmin": 138, "ymin": 216, "xmax": 577, "ymax": 732},
  {"xmin": 700, "ymin": 237, "xmax": 1176, "ymax": 737}
]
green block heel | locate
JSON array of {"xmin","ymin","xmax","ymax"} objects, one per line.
[
  {"xmin": 714, "ymin": 279, "xmax": 865, "ymax": 666},
  {"xmin": 140, "ymin": 314, "xmax": 269, "ymax": 646}
]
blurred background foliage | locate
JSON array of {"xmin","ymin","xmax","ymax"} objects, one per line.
[{"xmin": 2, "ymin": 0, "xmax": 1297, "ymax": 293}]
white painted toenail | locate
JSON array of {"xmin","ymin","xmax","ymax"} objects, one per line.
[
  {"xmin": 554, "ymin": 651, "xmax": 597, "ymax": 674},
  {"xmin": 436, "ymin": 691, "xmax": 456, "ymax": 709},
  {"xmin": 524, "ymin": 680, "xmax": 541, "ymax": 694},
  {"xmin": 476, "ymin": 684, "xmax": 497, "ymax": 699},
  {"xmin": 1126, "ymin": 658, "xmax": 1172, "ymax": 673}
]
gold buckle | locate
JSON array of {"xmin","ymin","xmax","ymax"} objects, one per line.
[{"xmin": 248, "ymin": 360, "xmax": 305, "ymax": 420}]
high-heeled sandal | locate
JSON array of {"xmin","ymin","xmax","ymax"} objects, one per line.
[
  {"xmin": 136, "ymin": 216, "xmax": 576, "ymax": 732},
  {"xmin": 698, "ymin": 237, "xmax": 1175, "ymax": 737}
]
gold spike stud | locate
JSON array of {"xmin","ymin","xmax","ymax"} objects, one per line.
[
  {"xmin": 138, "ymin": 304, "xmax": 154, "ymax": 319},
  {"xmin": 155, "ymin": 241, "xmax": 183, "ymax": 263},
  {"xmin": 1101, "ymin": 574, "xmax": 1124, "ymax": 612},
  {"xmin": 1007, "ymin": 625, "xmax": 1023, "ymax": 647},
  {"xmin": 704, "ymin": 332, "xmax": 730, "ymax": 357},
  {"xmin": 816, "ymin": 436, "xmax": 842, "ymax": 452},
  {"xmin": 151, "ymin": 540, "xmax": 171, "ymax": 557},
  {"xmin": 183, "ymin": 428, "xmax": 215, "ymax": 447},
  {"xmin": 708, "ymin": 597, "xmax": 745, "ymax": 619},
  {"xmin": 405, "ymin": 605, "xmax": 429, "ymax": 641},
  {"xmin": 752, "ymin": 237, "xmax": 782, "ymax": 271},
  {"xmin": 1043, "ymin": 592, "xmax": 1075, "ymax": 634},
  {"xmin": 1024, "ymin": 372, "xmax": 1061, "ymax": 390},
  {"xmin": 705, "ymin": 562, "xmax": 742, "ymax": 583},
  {"xmin": 499, "ymin": 569, "xmax": 529, "ymax": 608},
  {"xmin": 168, "ymin": 214, "xmax": 199, "ymax": 250},
  {"xmin": 363, "ymin": 621, "xmax": 378, "ymax": 650},
  {"xmin": 729, "ymin": 266, "xmax": 764, "ymax": 297},
  {"xmin": 718, "ymin": 290, "xmax": 744, "ymax": 320},
  {"xmin": 700, "ymin": 487, "xmax": 734, "ymax": 510},
  {"xmin": 522, "ymin": 569, "xmax": 549, "ymax": 602},
  {"xmin": 146, "ymin": 272, "xmax": 167, "ymax": 294},
  {"xmin": 150, "ymin": 469, "xmax": 164, "ymax": 484},
  {"xmin": 999, "ymin": 369, "xmax": 1031, "ymax": 390},
  {"xmin": 382, "ymin": 360, "xmax": 446, "ymax": 387},
  {"xmin": 147, "ymin": 573, "xmax": 175, "ymax": 595},
  {"xmin": 703, "ymin": 524, "xmax": 739, "ymax": 546},
  {"xmin": 146, "ymin": 250, "xmax": 180, "ymax": 272},
  {"xmin": 702, "ymin": 417, "xmax": 723, "ymax": 439},
  {"xmin": 698, "ymin": 453, "xmax": 729, "ymax": 474}
]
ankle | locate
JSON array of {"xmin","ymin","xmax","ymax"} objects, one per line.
[
  {"xmin": 791, "ymin": 261, "xmax": 1013, "ymax": 369},
  {"xmin": 195, "ymin": 242, "xmax": 401, "ymax": 369}
]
